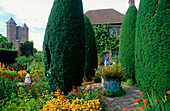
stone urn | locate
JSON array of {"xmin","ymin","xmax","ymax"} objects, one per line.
[{"xmin": 101, "ymin": 77, "xmax": 121, "ymax": 92}]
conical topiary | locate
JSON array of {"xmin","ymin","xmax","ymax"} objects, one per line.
[
  {"xmin": 119, "ymin": 5, "xmax": 137, "ymax": 84},
  {"xmin": 43, "ymin": 0, "xmax": 85, "ymax": 94},
  {"xmin": 84, "ymin": 14, "xmax": 98, "ymax": 80},
  {"xmin": 135, "ymin": 0, "xmax": 170, "ymax": 97}
]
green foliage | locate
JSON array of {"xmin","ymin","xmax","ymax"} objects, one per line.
[
  {"xmin": 33, "ymin": 48, "xmax": 37, "ymax": 54},
  {"xmin": 0, "ymin": 42, "xmax": 13, "ymax": 49},
  {"xmin": 135, "ymin": 0, "xmax": 170, "ymax": 97},
  {"xmin": 20, "ymin": 41, "xmax": 33, "ymax": 57},
  {"xmin": 104, "ymin": 87, "xmax": 126, "ymax": 97},
  {"xmin": 84, "ymin": 15, "xmax": 98, "ymax": 80},
  {"xmin": 0, "ymin": 34, "xmax": 8, "ymax": 42},
  {"xmin": 122, "ymin": 79, "xmax": 136, "ymax": 86},
  {"xmin": 43, "ymin": 0, "xmax": 85, "ymax": 94},
  {"xmin": 0, "ymin": 48, "xmax": 18, "ymax": 64},
  {"xmin": 93, "ymin": 24, "xmax": 119, "ymax": 53},
  {"xmin": 130, "ymin": 90, "xmax": 170, "ymax": 111},
  {"xmin": 119, "ymin": 5, "xmax": 137, "ymax": 83},
  {"xmin": 15, "ymin": 56, "xmax": 34, "ymax": 65}
]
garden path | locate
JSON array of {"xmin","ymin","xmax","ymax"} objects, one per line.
[{"xmin": 106, "ymin": 84, "xmax": 141, "ymax": 111}]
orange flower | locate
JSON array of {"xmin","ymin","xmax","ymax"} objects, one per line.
[
  {"xmin": 156, "ymin": 100, "xmax": 159, "ymax": 102},
  {"xmin": 143, "ymin": 99, "xmax": 148, "ymax": 104},
  {"xmin": 140, "ymin": 91, "xmax": 143, "ymax": 95},
  {"xmin": 134, "ymin": 99, "xmax": 139, "ymax": 103},
  {"xmin": 124, "ymin": 109, "xmax": 128, "ymax": 111},
  {"xmin": 167, "ymin": 91, "xmax": 170, "ymax": 94},
  {"xmin": 28, "ymin": 90, "xmax": 31, "ymax": 93},
  {"xmin": 140, "ymin": 106, "xmax": 146, "ymax": 110},
  {"xmin": 102, "ymin": 87, "xmax": 104, "ymax": 95}
]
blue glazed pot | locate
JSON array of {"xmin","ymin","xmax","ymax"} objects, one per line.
[{"xmin": 101, "ymin": 77, "xmax": 121, "ymax": 92}]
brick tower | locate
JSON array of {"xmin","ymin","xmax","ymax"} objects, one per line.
[
  {"xmin": 6, "ymin": 17, "xmax": 17, "ymax": 42},
  {"xmin": 6, "ymin": 17, "xmax": 29, "ymax": 50}
]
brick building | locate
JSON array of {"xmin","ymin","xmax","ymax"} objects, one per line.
[
  {"xmin": 85, "ymin": 0, "xmax": 135, "ymax": 61},
  {"xmin": 6, "ymin": 17, "xmax": 29, "ymax": 49}
]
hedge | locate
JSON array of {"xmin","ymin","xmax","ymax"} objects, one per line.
[
  {"xmin": 0, "ymin": 48, "xmax": 18, "ymax": 63},
  {"xmin": 135, "ymin": 0, "xmax": 170, "ymax": 97}
]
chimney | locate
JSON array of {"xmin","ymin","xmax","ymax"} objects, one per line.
[{"xmin": 128, "ymin": 0, "xmax": 135, "ymax": 6}]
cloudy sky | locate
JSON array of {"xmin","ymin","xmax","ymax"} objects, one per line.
[{"xmin": 0, "ymin": 0, "xmax": 140, "ymax": 51}]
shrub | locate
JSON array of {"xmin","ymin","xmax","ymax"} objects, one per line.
[
  {"xmin": 0, "ymin": 48, "xmax": 17, "ymax": 64},
  {"xmin": 119, "ymin": 5, "xmax": 137, "ymax": 84},
  {"xmin": 43, "ymin": 0, "xmax": 85, "ymax": 94},
  {"xmin": 20, "ymin": 41, "xmax": 33, "ymax": 57},
  {"xmin": 84, "ymin": 14, "xmax": 98, "ymax": 80},
  {"xmin": 135, "ymin": 0, "xmax": 170, "ymax": 97}
]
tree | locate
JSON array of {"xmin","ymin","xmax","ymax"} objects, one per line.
[
  {"xmin": 84, "ymin": 15, "xmax": 98, "ymax": 80},
  {"xmin": 93, "ymin": 24, "xmax": 119, "ymax": 54},
  {"xmin": 0, "ymin": 34, "xmax": 13, "ymax": 49},
  {"xmin": 135, "ymin": 0, "xmax": 170, "ymax": 97},
  {"xmin": 20, "ymin": 41, "xmax": 33, "ymax": 57},
  {"xmin": 0, "ymin": 34, "xmax": 8, "ymax": 42},
  {"xmin": 119, "ymin": 5, "xmax": 137, "ymax": 84},
  {"xmin": 43, "ymin": 0, "xmax": 85, "ymax": 93}
]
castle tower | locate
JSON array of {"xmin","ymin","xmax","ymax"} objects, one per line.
[
  {"xmin": 128, "ymin": 0, "xmax": 135, "ymax": 6},
  {"xmin": 6, "ymin": 17, "xmax": 17, "ymax": 42},
  {"xmin": 22, "ymin": 23, "xmax": 29, "ymax": 41}
]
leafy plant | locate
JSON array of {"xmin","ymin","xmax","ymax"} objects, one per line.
[{"xmin": 93, "ymin": 24, "xmax": 119, "ymax": 54}]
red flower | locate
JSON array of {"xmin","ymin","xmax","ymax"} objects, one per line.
[
  {"xmin": 140, "ymin": 91, "xmax": 143, "ymax": 95},
  {"xmin": 91, "ymin": 80, "xmax": 95, "ymax": 84},
  {"xmin": 3, "ymin": 69, "xmax": 6, "ymax": 71},
  {"xmin": 167, "ymin": 91, "xmax": 170, "ymax": 94},
  {"xmin": 134, "ymin": 99, "xmax": 139, "ymax": 103},
  {"xmin": 2, "ymin": 73, "xmax": 5, "ymax": 76},
  {"xmin": 156, "ymin": 100, "xmax": 159, "ymax": 102},
  {"xmin": 7, "ymin": 66, "xmax": 9, "ymax": 69},
  {"xmin": 140, "ymin": 106, "xmax": 146, "ymax": 110},
  {"xmin": 124, "ymin": 109, "xmax": 128, "ymax": 111},
  {"xmin": 11, "ymin": 67, "xmax": 14, "ymax": 71},
  {"xmin": 0, "ymin": 84, "xmax": 2, "ymax": 86},
  {"xmin": 10, "ymin": 75, "xmax": 13, "ymax": 77},
  {"xmin": 14, "ymin": 75, "xmax": 18, "ymax": 77},
  {"xmin": 143, "ymin": 99, "xmax": 148, "ymax": 104},
  {"xmin": 28, "ymin": 90, "xmax": 31, "ymax": 93},
  {"xmin": 0, "ymin": 71, "xmax": 1, "ymax": 73}
]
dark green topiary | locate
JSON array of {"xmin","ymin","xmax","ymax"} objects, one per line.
[
  {"xmin": 135, "ymin": 0, "xmax": 170, "ymax": 97},
  {"xmin": 84, "ymin": 15, "xmax": 98, "ymax": 80},
  {"xmin": 43, "ymin": 0, "xmax": 85, "ymax": 94},
  {"xmin": 119, "ymin": 5, "xmax": 137, "ymax": 84}
]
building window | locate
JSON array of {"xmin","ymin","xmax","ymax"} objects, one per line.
[{"xmin": 109, "ymin": 27, "xmax": 120, "ymax": 36}]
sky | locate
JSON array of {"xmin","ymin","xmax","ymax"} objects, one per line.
[{"xmin": 0, "ymin": 0, "xmax": 140, "ymax": 51}]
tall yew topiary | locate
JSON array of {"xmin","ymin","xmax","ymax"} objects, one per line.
[
  {"xmin": 43, "ymin": 0, "xmax": 85, "ymax": 94},
  {"xmin": 84, "ymin": 15, "xmax": 98, "ymax": 80},
  {"xmin": 135, "ymin": 0, "xmax": 170, "ymax": 97},
  {"xmin": 119, "ymin": 5, "xmax": 137, "ymax": 84}
]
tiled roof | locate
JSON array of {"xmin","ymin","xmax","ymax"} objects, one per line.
[
  {"xmin": 85, "ymin": 9, "xmax": 124, "ymax": 25},
  {"xmin": 6, "ymin": 17, "xmax": 16, "ymax": 24}
]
